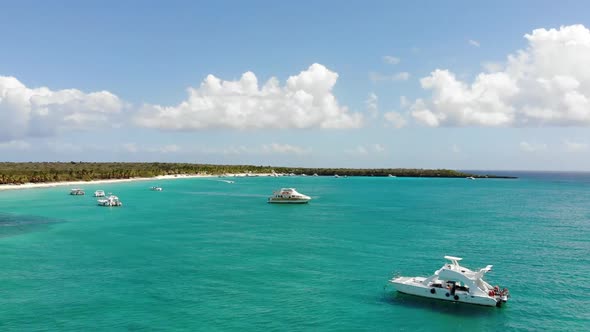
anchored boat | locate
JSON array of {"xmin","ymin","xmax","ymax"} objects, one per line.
[
  {"xmin": 389, "ymin": 256, "xmax": 510, "ymax": 307},
  {"xmin": 97, "ymin": 195, "xmax": 123, "ymax": 207},
  {"xmin": 268, "ymin": 188, "xmax": 311, "ymax": 204},
  {"xmin": 94, "ymin": 190, "xmax": 106, "ymax": 197},
  {"xmin": 70, "ymin": 188, "xmax": 85, "ymax": 195}
]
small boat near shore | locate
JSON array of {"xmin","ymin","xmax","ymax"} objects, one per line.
[
  {"xmin": 70, "ymin": 188, "xmax": 85, "ymax": 195},
  {"xmin": 389, "ymin": 256, "xmax": 510, "ymax": 307},
  {"xmin": 150, "ymin": 186, "xmax": 163, "ymax": 191},
  {"xmin": 97, "ymin": 195, "xmax": 123, "ymax": 207},
  {"xmin": 94, "ymin": 190, "xmax": 105, "ymax": 197},
  {"xmin": 268, "ymin": 188, "xmax": 311, "ymax": 204}
]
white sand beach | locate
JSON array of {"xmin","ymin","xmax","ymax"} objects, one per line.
[
  {"xmin": 0, "ymin": 172, "xmax": 284, "ymax": 191},
  {"xmin": 0, "ymin": 174, "xmax": 209, "ymax": 191}
]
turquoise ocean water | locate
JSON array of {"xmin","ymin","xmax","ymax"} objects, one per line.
[{"xmin": 1, "ymin": 174, "xmax": 589, "ymax": 331}]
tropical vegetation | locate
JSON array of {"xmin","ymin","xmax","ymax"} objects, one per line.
[{"xmin": 0, "ymin": 162, "xmax": 511, "ymax": 185}]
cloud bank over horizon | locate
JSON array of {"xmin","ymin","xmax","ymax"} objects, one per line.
[
  {"xmin": 4, "ymin": 23, "xmax": 590, "ymax": 156},
  {"xmin": 135, "ymin": 63, "xmax": 363, "ymax": 130},
  {"xmin": 0, "ymin": 76, "xmax": 123, "ymax": 142},
  {"xmin": 411, "ymin": 24, "xmax": 590, "ymax": 128}
]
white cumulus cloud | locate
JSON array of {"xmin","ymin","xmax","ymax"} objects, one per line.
[
  {"xmin": 123, "ymin": 143, "xmax": 181, "ymax": 153},
  {"xmin": 520, "ymin": 141, "xmax": 547, "ymax": 152},
  {"xmin": 147, "ymin": 144, "xmax": 181, "ymax": 153},
  {"xmin": 369, "ymin": 72, "xmax": 410, "ymax": 82},
  {"xmin": 366, "ymin": 93, "xmax": 378, "ymax": 117},
  {"xmin": 382, "ymin": 55, "xmax": 401, "ymax": 65},
  {"xmin": 198, "ymin": 143, "xmax": 310, "ymax": 156},
  {"xmin": 262, "ymin": 143, "xmax": 310, "ymax": 155},
  {"xmin": 345, "ymin": 144, "xmax": 386, "ymax": 155},
  {"xmin": 400, "ymin": 96, "xmax": 410, "ymax": 109},
  {"xmin": 563, "ymin": 140, "xmax": 588, "ymax": 152},
  {"xmin": 468, "ymin": 39, "xmax": 481, "ymax": 47},
  {"xmin": 0, "ymin": 76, "xmax": 123, "ymax": 142},
  {"xmin": 0, "ymin": 140, "xmax": 31, "ymax": 150},
  {"xmin": 412, "ymin": 25, "xmax": 590, "ymax": 127},
  {"xmin": 383, "ymin": 111, "xmax": 407, "ymax": 128},
  {"xmin": 373, "ymin": 143, "xmax": 385, "ymax": 153},
  {"xmin": 135, "ymin": 63, "xmax": 362, "ymax": 130},
  {"xmin": 123, "ymin": 143, "xmax": 139, "ymax": 153}
]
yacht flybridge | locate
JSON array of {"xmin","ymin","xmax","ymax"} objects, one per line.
[
  {"xmin": 268, "ymin": 188, "xmax": 311, "ymax": 204},
  {"xmin": 390, "ymin": 256, "xmax": 510, "ymax": 307}
]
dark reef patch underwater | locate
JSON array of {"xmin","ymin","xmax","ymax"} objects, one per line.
[{"xmin": 0, "ymin": 213, "xmax": 61, "ymax": 238}]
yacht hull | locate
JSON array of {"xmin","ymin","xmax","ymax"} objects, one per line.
[
  {"xmin": 268, "ymin": 199, "xmax": 310, "ymax": 204},
  {"xmin": 390, "ymin": 277, "xmax": 498, "ymax": 307}
]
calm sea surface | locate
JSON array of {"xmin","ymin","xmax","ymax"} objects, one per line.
[{"xmin": 1, "ymin": 174, "xmax": 589, "ymax": 331}]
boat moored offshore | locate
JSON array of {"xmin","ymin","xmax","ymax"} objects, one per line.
[
  {"xmin": 94, "ymin": 190, "xmax": 106, "ymax": 197},
  {"xmin": 70, "ymin": 188, "xmax": 85, "ymax": 195},
  {"xmin": 268, "ymin": 188, "xmax": 311, "ymax": 204},
  {"xmin": 150, "ymin": 186, "xmax": 163, "ymax": 191},
  {"xmin": 389, "ymin": 256, "xmax": 510, "ymax": 307},
  {"xmin": 97, "ymin": 195, "xmax": 123, "ymax": 207}
]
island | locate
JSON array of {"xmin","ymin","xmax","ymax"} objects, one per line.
[{"xmin": 0, "ymin": 162, "xmax": 516, "ymax": 185}]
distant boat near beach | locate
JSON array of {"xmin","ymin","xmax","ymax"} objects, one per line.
[
  {"xmin": 94, "ymin": 190, "xmax": 105, "ymax": 197},
  {"xmin": 150, "ymin": 186, "xmax": 163, "ymax": 191},
  {"xmin": 467, "ymin": 176, "xmax": 476, "ymax": 180},
  {"xmin": 97, "ymin": 195, "xmax": 123, "ymax": 207},
  {"xmin": 70, "ymin": 188, "xmax": 85, "ymax": 195}
]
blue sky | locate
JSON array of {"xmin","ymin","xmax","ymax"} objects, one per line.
[{"xmin": 1, "ymin": 1, "xmax": 590, "ymax": 170}]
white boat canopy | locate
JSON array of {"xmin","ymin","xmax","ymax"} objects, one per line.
[{"xmin": 444, "ymin": 256, "xmax": 463, "ymax": 265}]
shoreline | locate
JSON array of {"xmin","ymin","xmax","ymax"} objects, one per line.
[
  {"xmin": 0, "ymin": 173, "xmax": 284, "ymax": 192},
  {"xmin": 0, "ymin": 174, "xmax": 216, "ymax": 192},
  {"xmin": 0, "ymin": 172, "xmax": 517, "ymax": 192}
]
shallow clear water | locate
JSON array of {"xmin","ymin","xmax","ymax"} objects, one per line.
[{"xmin": 1, "ymin": 175, "xmax": 589, "ymax": 331}]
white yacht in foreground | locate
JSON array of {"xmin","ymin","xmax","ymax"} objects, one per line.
[
  {"xmin": 268, "ymin": 188, "xmax": 311, "ymax": 204},
  {"xmin": 70, "ymin": 188, "xmax": 85, "ymax": 195},
  {"xmin": 94, "ymin": 190, "xmax": 105, "ymax": 197},
  {"xmin": 390, "ymin": 256, "xmax": 510, "ymax": 307},
  {"xmin": 97, "ymin": 195, "xmax": 123, "ymax": 207},
  {"xmin": 150, "ymin": 186, "xmax": 163, "ymax": 191}
]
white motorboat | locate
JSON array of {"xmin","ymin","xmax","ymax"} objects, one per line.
[
  {"xmin": 389, "ymin": 256, "xmax": 510, "ymax": 307},
  {"xmin": 268, "ymin": 188, "xmax": 311, "ymax": 204},
  {"xmin": 150, "ymin": 186, "xmax": 163, "ymax": 191},
  {"xmin": 467, "ymin": 176, "xmax": 476, "ymax": 180},
  {"xmin": 70, "ymin": 188, "xmax": 85, "ymax": 195},
  {"xmin": 97, "ymin": 195, "xmax": 123, "ymax": 207},
  {"xmin": 94, "ymin": 190, "xmax": 106, "ymax": 197}
]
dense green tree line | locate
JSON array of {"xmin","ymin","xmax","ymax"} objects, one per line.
[{"xmin": 0, "ymin": 162, "xmax": 512, "ymax": 185}]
